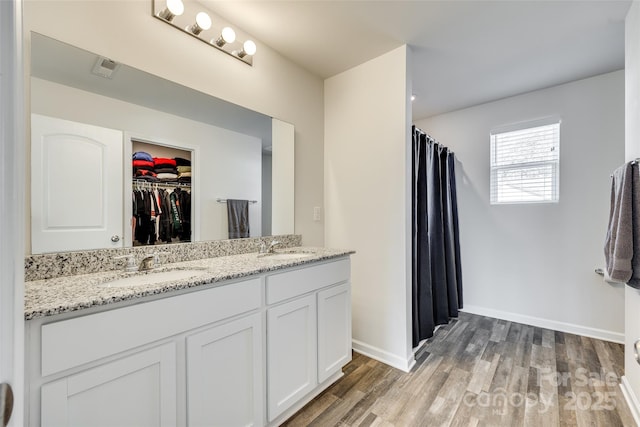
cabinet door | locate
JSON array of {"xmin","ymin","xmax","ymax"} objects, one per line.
[
  {"xmin": 267, "ymin": 294, "xmax": 317, "ymax": 421},
  {"xmin": 317, "ymin": 283, "xmax": 352, "ymax": 383},
  {"xmin": 31, "ymin": 114, "xmax": 124, "ymax": 254},
  {"xmin": 186, "ymin": 313, "xmax": 263, "ymax": 427},
  {"xmin": 41, "ymin": 342, "xmax": 176, "ymax": 427}
]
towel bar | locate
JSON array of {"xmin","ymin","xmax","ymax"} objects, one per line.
[
  {"xmin": 610, "ymin": 158, "xmax": 639, "ymax": 177},
  {"xmin": 595, "ymin": 268, "xmax": 604, "ymax": 276},
  {"xmin": 216, "ymin": 198, "xmax": 258, "ymax": 204}
]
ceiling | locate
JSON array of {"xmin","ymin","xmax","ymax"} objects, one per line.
[{"xmin": 202, "ymin": 0, "xmax": 631, "ymax": 119}]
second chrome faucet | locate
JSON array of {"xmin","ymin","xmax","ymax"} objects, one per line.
[
  {"xmin": 258, "ymin": 240, "xmax": 281, "ymax": 255},
  {"xmin": 115, "ymin": 253, "xmax": 165, "ymax": 272}
]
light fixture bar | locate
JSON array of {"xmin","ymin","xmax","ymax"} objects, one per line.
[{"xmin": 152, "ymin": 0, "xmax": 255, "ymax": 66}]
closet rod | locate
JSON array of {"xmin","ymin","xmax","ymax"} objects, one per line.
[
  {"xmin": 132, "ymin": 179, "xmax": 191, "ymax": 188},
  {"xmin": 216, "ymin": 198, "xmax": 258, "ymax": 204}
]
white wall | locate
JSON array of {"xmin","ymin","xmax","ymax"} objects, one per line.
[
  {"xmin": 262, "ymin": 153, "xmax": 272, "ymax": 236},
  {"xmin": 325, "ymin": 46, "xmax": 413, "ymax": 371},
  {"xmin": 23, "ymin": 0, "xmax": 324, "ymax": 246},
  {"xmin": 271, "ymin": 119, "xmax": 295, "ymax": 235},
  {"xmin": 32, "ymin": 78, "xmax": 263, "ymax": 243},
  {"xmin": 415, "ymin": 71, "xmax": 625, "ymax": 342},
  {"xmin": 623, "ymin": 0, "xmax": 640, "ymax": 420}
]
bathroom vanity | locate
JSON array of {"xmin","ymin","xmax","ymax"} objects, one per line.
[{"xmin": 24, "ymin": 248, "xmax": 352, "ymax": 426}]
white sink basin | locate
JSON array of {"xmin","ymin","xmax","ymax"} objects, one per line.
[
  {"xmin": 263, "ymin": 252, "xmax": 314, "ymax": 261},
  {"xmin": 98, "ymin": 269, "xmax": 208, "ymax": 288}
]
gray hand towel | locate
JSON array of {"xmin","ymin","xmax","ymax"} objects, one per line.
[
  {"xmin": 227, "ymin": 199, "xmax": 250, "ymax": 239},
  {"xmin": 631, "ymin": 163, "xmax": 640, "ymax": 289},
  {"xmin": 605, "ymin": 162, "xmax": 640, "ymax": 287}
]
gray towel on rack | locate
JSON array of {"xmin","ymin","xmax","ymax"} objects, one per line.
[
  {"xmin": 227, "ymin": 199, "xmax": 250, "ymax": 239},
  {"xmin": 605, "ymin": 162, "xmax": 640, "ymax": 288}
]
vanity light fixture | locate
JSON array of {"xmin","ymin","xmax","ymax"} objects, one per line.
[
  {"xmin": 157, "ymin": 0, "xmax": 184, "ymax": 22},
  {"xmin": 153, "ymin": 0, "xmax": 256, "ymax": 66},
  {"xmin": 213, "ymin": 27, "xmax": 236, "ymax": 47}
]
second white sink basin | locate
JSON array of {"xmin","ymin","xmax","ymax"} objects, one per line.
[
  {"xmin": 98, "ymin": 269, "xmax": 208, "ymax": 288},
  {"xmin": 263, "ymin": 252, "xmax": 313, "ymax": 261}
]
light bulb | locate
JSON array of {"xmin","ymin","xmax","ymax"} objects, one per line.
[
  {"xmin": 243, "ymin": 40, "xmax": 257, "ymax": 56},
  {"xmin": 188, "ymin": 12, "xmax": 211, "ymax": 35},
  {"xmin": 196, "ymin": 12, "xmax": 212, "ymax": 31},
  {"xmin": 213, "ymin": 27, "xmax": 236, "ymax": 47},
  {"xmin": 158, "ymin": 0, "xmax": 184, "ymax": 21},
  {"xmin": 221, "ymin": 27, "xmax": 236, "ymax": 44},
  {"xmin": 166, "ymin": 0, "xmax": 184, "ymax": 16}
]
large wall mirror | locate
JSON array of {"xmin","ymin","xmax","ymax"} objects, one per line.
[{"xmin": 29, "ymin": 32, "xmax": 294, "ymax": 254}]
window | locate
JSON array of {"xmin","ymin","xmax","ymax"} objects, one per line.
[{"xmin": 490, "ymin": 119, "xmax": 560, "ymax": 204}]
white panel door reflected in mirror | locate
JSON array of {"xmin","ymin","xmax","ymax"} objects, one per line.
[{"xmin": 31, "ymin": 114, "xmax": 124, "ymax": 254}]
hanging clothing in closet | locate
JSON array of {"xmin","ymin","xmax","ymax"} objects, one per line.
[
  {"xmin": 132, "ymin": 187, "xmax": 159, "ymax": 245},
  {"xmin": 158, "ymin": 189, "xmax": 173, "ymax": 243},
  {"xmin": 133, "ymin": 185, "xmax": 191, "ymax": 245},
  {"xmin": 176, "ymin": 187, "xmax": 191, "ymax": 241}
]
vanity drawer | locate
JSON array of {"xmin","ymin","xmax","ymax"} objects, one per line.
[
  {"xmin": 266, "ymin": 258, "xmax": 350, "ymax": 305},
  {"xmin": 41, "ymin": 277, "xmax": 261, "ymax": 377}
]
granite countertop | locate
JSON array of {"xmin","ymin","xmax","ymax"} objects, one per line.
[{"xmin": 25, "ymin": 247, "xmax": 354, "ymax": 320}]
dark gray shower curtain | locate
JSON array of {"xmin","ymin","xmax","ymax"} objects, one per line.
[{"xmin": 412, "ymin": 126, "xmax": 463, "ymax": 347}]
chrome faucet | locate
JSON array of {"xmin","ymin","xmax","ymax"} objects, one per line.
[
  {"xmin": 138, "ymin": 254, "xmax": 156, "ymax": 271},
  {"xmin": 114, "ymin": 254, "xmax": 137, "ymax": 272},
  {"xmin": 267, "ymin": 240, "xmax": 281, "ymax": 253},
  {"xmin": 258, "ymin": 240, "xmax": 281, "ymax": 255}
]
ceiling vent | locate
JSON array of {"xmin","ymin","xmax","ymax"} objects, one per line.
[{"xmin": 91, "ymin": 56, "xmax": 120, "ymax": 79}]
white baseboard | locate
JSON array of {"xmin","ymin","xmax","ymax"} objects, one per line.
[
  {"xmin": 461, "ymin": 305, "xmax": 624, "ymax": 344},
  {"xmin": 352, "ymin": 339, "xmax": 415, "ymax": 372},
  {"xmin": 621, "ymin": 376, "xmax": 640, "ymax": 426}
]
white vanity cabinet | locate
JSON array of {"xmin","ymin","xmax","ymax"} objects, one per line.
[
  {"xmin": 265, "ymin": 258, "xmax": 351, "ymax": 422},
  {"xmin": 26, "ymin": 277, "xmax": 263, "ymax": 427},
  {"xmin": 25, "ymin": 256, "xmax": 352, "ymax": 427}
]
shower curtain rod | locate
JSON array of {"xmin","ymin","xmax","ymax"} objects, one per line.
[{"xmin": 414, "ymin": 126, "xmax": 455, "ymax": 155}]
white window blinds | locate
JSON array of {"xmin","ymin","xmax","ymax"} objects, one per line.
[{"xmin": 490, "ymin": 120, "xmax": 560, "ymax": 204}]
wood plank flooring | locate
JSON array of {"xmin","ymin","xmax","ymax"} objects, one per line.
[{"xmin": 282, "ymin": 312, "xmax": 636, "ymax": 427}]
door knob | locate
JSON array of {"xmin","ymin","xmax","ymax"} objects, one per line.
[
  {"xmin": 0, "ymin": 383, "xmax": 13, "ymax": 427},
  {"xmin": 111, "ymin": 235, "xmax": 120, "ymax": 242}
]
